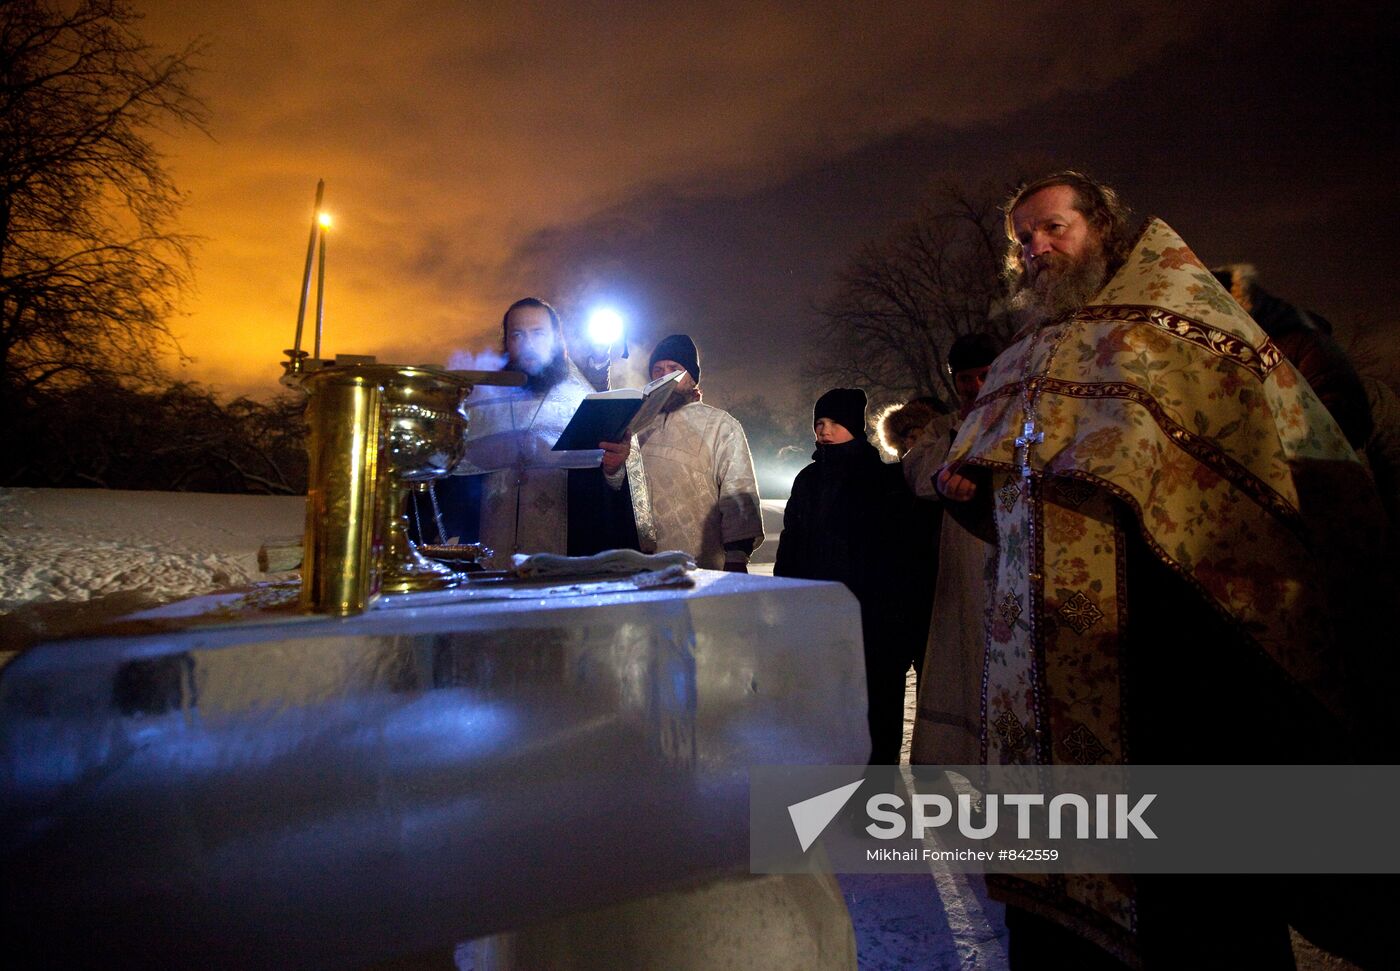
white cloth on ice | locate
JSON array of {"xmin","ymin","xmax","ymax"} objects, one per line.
[{"xmin": 511, "ymin": 549, "xmax": 695, "ymax": 578}]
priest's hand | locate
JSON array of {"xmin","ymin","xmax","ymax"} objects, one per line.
[
  {"xmin": 599, "ymin": 439, "xmax": 630, "ymax": 475},
  {"xmin": 935, "ymin": 465, "xmax": 978, "ymax": 502}
]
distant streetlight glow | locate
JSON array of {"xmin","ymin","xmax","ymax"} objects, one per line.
[
  {"xmin": 318, "ymin": 212, "xmax": 333, "ymax": 229},
  {"xmin": 586, "ymin": 307, "xmax": 624, "ymax": 346}
]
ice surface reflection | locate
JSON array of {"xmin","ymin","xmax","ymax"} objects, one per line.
[{"xmin": 0, "ymin": 572, "xmax": 867, "ymax": 969}]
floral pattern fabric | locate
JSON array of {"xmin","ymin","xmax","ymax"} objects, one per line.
[
  {"xmin": 948, "ymin": 219, "xmax": 1360, "ymax": 733},
  {"xmin": 945, "ymin": 219, "xmax": 1366, "ymax": 960}
]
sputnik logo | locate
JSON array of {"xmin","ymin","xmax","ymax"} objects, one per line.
[{"xmin": 787, "ymin": 778, "xmax": 864, "ymax": 852}]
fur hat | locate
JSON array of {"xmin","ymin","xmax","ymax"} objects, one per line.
[
  {"xmin": 1209, "ymin": 264, "xmax": 1332, "ymax": 336},
  {"xmin": 1209, "ymin": 264, "xmax": 1258, "ymax": 314},
  {"xmin": 649, "ymin": 334, "xmax": 701, "ymax": 384},
  {"xmin": 878, "ymin": 399, "xmax": 938, "ymax": 455},
  {"xmin": 814, "ymin": 387, "xmax": 867, "ymax": 437}
]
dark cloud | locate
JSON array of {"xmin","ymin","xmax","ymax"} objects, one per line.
[
  {"xmin": 505, "ymin": 2, "xmax": 1400, "ymax": 410},
  {"xmin": 132, "ymin": 0, "xmax": 1394, "ymax": 400}
]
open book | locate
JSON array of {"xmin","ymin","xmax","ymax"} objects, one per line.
[{"xmin": 551, "ymin": 368, "xmax": 684, "ymax": 451}]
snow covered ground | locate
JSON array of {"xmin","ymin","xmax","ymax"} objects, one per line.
[
  {"xmin": 0, "ymin": 487, "xmax": 303, "ymax": 651},
  {"xmin": 0, "ymin": 491, "xmax": 780, "ymax": 611}
]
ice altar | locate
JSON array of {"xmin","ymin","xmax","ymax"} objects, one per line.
[{"xmin": 1, "ymin": 568, "xmax": 869, "ymax": 967}]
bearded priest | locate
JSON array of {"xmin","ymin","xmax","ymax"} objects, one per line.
[
  {"xmin": 433, "ymin": 297, "xmax": 651, "ymax": 567},
  {"xmin": 935, "ymin": 172, "xmax": 1390, "ymax": 968}
]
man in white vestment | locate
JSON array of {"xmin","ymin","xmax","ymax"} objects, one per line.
[
  {"xmin": 437, "ymin": 298, "xmax": 652, "ymax": 567},
  {"xmin": 635, "ymin": 334, "xmax": 763, "ymax": 571}
]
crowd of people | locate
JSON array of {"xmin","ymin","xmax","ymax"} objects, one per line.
[{"xmin": 431, "ymin": 170, "xmax": 1394, "ymax": 968}]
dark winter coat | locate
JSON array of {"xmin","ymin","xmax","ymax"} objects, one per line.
[
  {"xmin": 775, "ymin": 436, "xmax": 922, "ymax": 763},
  {"xmin": 774, "ymin": 438, "xmax": 918, "ymax": 633}
]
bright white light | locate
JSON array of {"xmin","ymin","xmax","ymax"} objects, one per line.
[{"xmin": 586, "ymin": 307, "xmax": 625, "ymax": 346}]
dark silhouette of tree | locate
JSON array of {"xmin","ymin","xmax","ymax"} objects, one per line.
[
  {"xmin": 0, "ymin": 0, "xmax": 207, "ymax": 404},
  {"xmin": 808, "ymin": 179, "xmax": 1020, "ymax": 412},
  {"xmin": 3, "ymin": 380, "xmax": 308, "ymax": 493}
]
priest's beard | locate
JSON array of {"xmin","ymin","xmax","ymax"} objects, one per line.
[
  {"xmin": 512, "ymin": 346, "xmax": 571, "ymax": 394},
  {"xmin": 662, "ymin": 386, "xmax": 702, "ymax": 413},
  {"xmin": 1010, "ymin": 241, "xmax": 1110, "ymax": 328}
]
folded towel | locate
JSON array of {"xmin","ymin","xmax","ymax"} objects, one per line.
[{"xmin": 511, "ymin": 549, "xmax": 696, "ymax": 579}]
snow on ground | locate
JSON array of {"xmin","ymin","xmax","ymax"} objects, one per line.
[
  {"xmin": 0, "ymin": 488, "xmax": 303, "ymax": 650},
  {"xmin": 753, "ymin": 498, "xmax": 786, "ymax": 563},
  {"xmin": 0, "ymin": 487, "xmax": 304, "ymax": 610},
  {"xmin": 1, "ymin": 490, "xmax": 770, "ymax": 650}
]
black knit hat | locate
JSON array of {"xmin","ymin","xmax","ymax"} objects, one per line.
[
  {"xmin": 813, "ymin": 387, "xmax": 867, "ymax": 436},
  {"xmin": 947, "ymin": 333, "xmax": 999, "ymax": 375},
  {"xmin": 649, "ymin": 334, "xmax": 701, "ymax": 384}
]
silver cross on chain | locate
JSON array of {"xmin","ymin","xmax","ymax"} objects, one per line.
[
  {"xmin": 1015, "ymin": 320, "xmax": 1072, "ymax": 481},
  {"xmin": 1014, "ymin": 419, "xmax": 1044, "ymax": 480}
]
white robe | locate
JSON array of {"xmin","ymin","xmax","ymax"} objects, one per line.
[
  {"xmin": 636, "ymin": 402, "xmax": 763, "ymax": 569},
  {"xmin": 454, "ymin": 362, "xmax": 649, "ymax": 567},
  {"xmin": 905, "ymin": 415, "xmax": 994, "ymax": 767}
]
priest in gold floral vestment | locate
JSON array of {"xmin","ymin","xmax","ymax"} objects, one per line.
[{"xmin": 937, "ymin": 173, "xmax": 1387, "ymax": 968}]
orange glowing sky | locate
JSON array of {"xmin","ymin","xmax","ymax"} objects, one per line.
[{"xmin": 137, "ymin": 1, "xmax": 1398, "ymax": 403}]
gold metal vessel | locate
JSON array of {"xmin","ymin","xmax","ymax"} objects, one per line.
[{"xmin": 288, "ymin": 357, "xmax": 522, "ymax": 614}]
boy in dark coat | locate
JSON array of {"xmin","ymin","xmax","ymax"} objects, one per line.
[{"xmin": 774, "ymin": 387, "xmax": 917, "ymax": 764}]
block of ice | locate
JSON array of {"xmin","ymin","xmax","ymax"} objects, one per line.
[{"xmin": 0, "ymin": 571, "xmax": 867, "ymax": 969}]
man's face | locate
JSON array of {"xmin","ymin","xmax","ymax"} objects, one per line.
[
  {"xmin": 650, "ymin": 359, "xmax": 696, "ymax": 394},
  {"xmin": 505, "ymin": 305, "xmax": 558, "ymax": 375},
  {"xmin": 953, "ymin": 365, "xmax": 991, "ymax": 415},
  {"xmin": 1012, "ymin": 185, "xmax": 1095, "ymax": 283},
  {"xmin": 893, "ymin": 428, "xmax": 922, "ymax": 458},
  {"xmin": 1009, "ymin": 184, "xmax": 1109, "ymax": 323}
]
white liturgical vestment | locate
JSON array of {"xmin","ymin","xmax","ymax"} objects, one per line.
[
  {"xmin": 636, "ymin": 401, "xmax": 763, "ymax": 569},
  {"xmin": 454, "ymin": 361, "xmax": 650, "ymax": 567}
]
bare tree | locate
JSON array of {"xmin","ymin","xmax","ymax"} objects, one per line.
[
  {"xmin": 808, "ymin": 179, "xmax": 1020, "ymax": 412},
  {"xmin": 3, "ymin": 379, "xmax": 308, "ymax": 493},
  {"xmin": 0, "ymin": 0, "xmax": 207, "ymax": 403}
]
